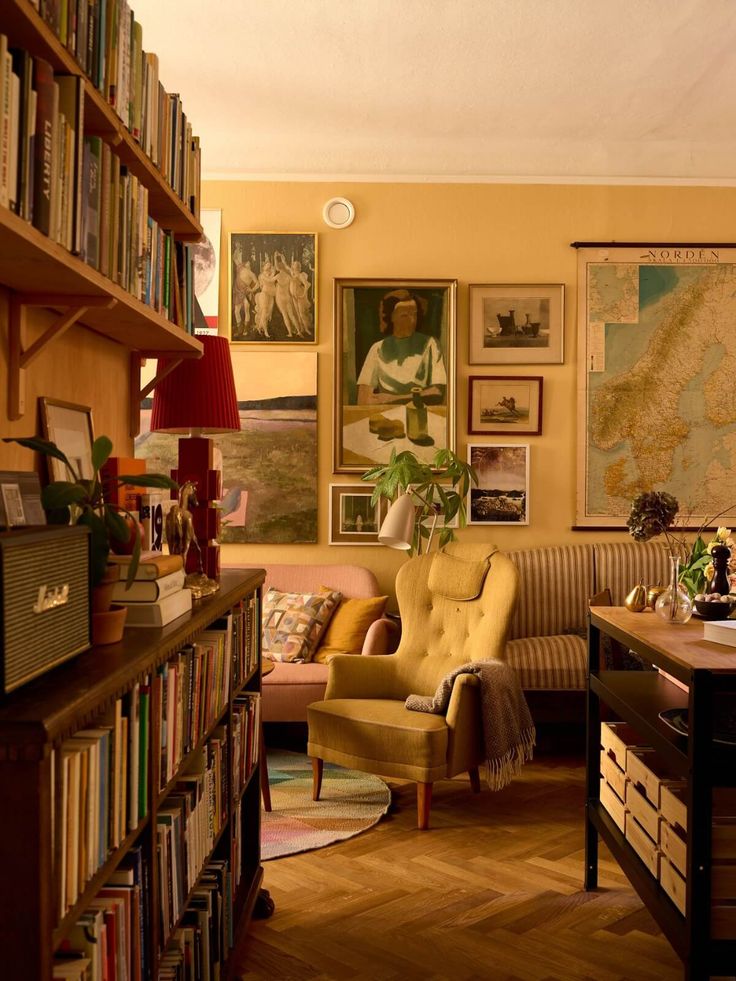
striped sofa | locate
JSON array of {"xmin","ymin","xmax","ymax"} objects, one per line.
[{"xmin": 504, "ymin": 541, "xmax": 672, "ymax": 719}]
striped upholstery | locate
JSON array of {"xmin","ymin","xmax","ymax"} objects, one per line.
[
  {"xmin": 593, "ymin": 541, "xmax": 675, "ymax": 606},
  {"xmin": 506, "ymin": 634, "xmax": 587, "ymax": 690},
  {"xmin": 505, "ymin": 545, "xmax": 594, "ymax": 641}
]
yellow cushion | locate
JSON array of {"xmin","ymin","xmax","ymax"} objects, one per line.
[{"xmin": 312, "ymin": 593, "xmax": 388, "ymax": 663}]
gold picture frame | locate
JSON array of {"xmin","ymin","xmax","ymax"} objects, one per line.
[
  {"xmin": 228, "ymin": 232, "xmax": 317, "ymax": 343},
  {"xmin": 334, "ymin": 278, "xmax": 457, "ymax": 473},
  {"xmin": 468, "ymin": 283, "xmax": 564, "ymax": 365}
]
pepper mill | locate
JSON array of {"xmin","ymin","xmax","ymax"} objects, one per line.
[{"xmin": 707, "ymin": 543, "xmax": 731, "ymax": 596}]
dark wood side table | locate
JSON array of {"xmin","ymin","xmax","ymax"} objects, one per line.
[{"xmin": 260, "ymin": 659, "xmax": 274, "ymax": 811}]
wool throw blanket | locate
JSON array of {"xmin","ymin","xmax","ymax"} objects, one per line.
[{"xmin": 405, "ymin": 661, "xmax": 536, "ymax": 791}]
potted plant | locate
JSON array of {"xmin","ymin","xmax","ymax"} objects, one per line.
[
  {"xmin": 6, "ymin": 434, "xmax": 177, "ymax": 641},
  {"xmin": 361, "ymin": 448, "xmax": 477, "ymax": 555}
]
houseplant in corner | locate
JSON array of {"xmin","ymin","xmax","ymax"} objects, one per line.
[
  {"xmin": 6, "ymin": 434, "xmax": 177, "ymax": 643},
  {"xmin": 362, "ymin": 448, "xmax": 477, "ymax": 555}
]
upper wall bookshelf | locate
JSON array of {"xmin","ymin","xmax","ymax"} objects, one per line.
[{"xmin": 4, "ymin": 0, "xmax": 202, "ymax": 239}]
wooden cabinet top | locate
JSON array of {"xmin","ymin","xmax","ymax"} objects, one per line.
[
  {"xmin": 591, "ymin": 606, "xmax": 736, "ymax": 674},
  {"xmin": 0, "ymin": 569, "xmax": 264, "ymax": 744}
]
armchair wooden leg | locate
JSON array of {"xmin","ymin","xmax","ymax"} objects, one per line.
[
  {"xmin": 469, "ymin": 767, "xmax": 481, "ymax": 794},
  {"xmin": 312, "ymin": 757, "xmax": 323, "ymax": 801},
  {"xmin": 417, "ymin": 782, "xmax": 432, "ymax": 830}
]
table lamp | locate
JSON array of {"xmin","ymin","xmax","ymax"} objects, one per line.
[{"xmin": 150, "ymin": 334, "xmax": 240, "ymax": 594}]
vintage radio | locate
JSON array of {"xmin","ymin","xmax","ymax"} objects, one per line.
[{"xmin": 0, "ymin": 525, "xmax": 91, "ymax": 693}]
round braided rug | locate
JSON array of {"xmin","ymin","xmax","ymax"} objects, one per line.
[{"xmin": 261, "ymin": 750, "xmax": 391, "ymax": 860}]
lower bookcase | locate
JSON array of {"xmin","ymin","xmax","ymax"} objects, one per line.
[{"xmin": 0, "ymin": 568, "xmax": 265, "ymax": 981}]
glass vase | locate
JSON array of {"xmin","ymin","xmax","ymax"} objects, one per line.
[{"xmin": 654, "ymin": 555, "xmax": 693, "ymax": 624}]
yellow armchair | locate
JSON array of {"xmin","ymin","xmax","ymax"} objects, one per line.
[{"xmin": 307, "ymin": 543, "xmax": 520, "ymax": 829}]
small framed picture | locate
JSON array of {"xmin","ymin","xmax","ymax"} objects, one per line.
[
  {"xmin": 468, "ymin": 444, "xmax": 530, "ymax": 525},
  {"xmin": 0, "ymin": 471, "xmax": 45, "ymax": 527},
  {"xmin": 329, "ymin": 484, "xmax": 389, "ymax": 545},
  {"xmin": 468, "ymin": 375, "xmax": 543, "ymax": 436},
  {"xmin": 228, "ymin": 232, "xmax": 317, "ymax": 343},
  {"xmin": 40, "ymin": 399, "xmax": 95, "ymax": 482},
  {"xmin": 468, "ymin": 284, "xmax": 564, "ymax": 365}
]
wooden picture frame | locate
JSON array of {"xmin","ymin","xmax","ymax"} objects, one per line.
[
  {"xmin": 334, "ymin": 278, "xmax": 457, "ymax": 473},
  {"xmin": 40, "ymin": 398, "xmax": 95, "ymax": 482},
  {"xmin": 468, "ymin": 375, "xmax": 543, "ymax": 435},
  {"xmin": 468, "ymin": 443, "xmax": 530, "ymax": 525},
  {"xmin": 328, "ymin": 484, "xmax": 389, "ymax": 545},
  {"xmin": 468, "ymin": 283, "xmax": 564, "ymax": 365},
  {"xmin": 228, "ymin": 232, "xmax": 317, "ymax": 343}
]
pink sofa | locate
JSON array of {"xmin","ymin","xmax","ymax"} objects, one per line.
[{"xmin": 240, "ymin": 563, "xmax": 400, "ymax": 723}]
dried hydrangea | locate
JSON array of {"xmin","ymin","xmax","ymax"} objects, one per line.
[{"xmin": 626, "ymin": 491, "xmax": 680, "ymax": 543}]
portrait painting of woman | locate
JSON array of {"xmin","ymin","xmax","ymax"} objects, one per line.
[{"xmin": 334, "ymin": 279, "xmax": 456, "ymax": 472}]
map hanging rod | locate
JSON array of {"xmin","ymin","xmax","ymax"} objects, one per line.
[{"xmin": 570, "ymin": 240, "xmax": 736, "ymax": 248}]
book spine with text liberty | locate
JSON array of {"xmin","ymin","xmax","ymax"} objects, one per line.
[{"xmin": 31, "ymin": 57, "xmax": 55, "ymax": 236}]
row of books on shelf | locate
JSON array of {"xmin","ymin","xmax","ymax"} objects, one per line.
[
  {"xmin": 157, "ymin": 622, "xmax": 233, "ymax": 788},
  {"xmin": 0, "ymin": 37, "xmax": 199, "ymax": 330},
  {"xmin": 33, "ymin": 0, "xmax": 201, "ymax": 211},
  {"xmin": 233, "ymin": 591, "xmax": 260, "ymax": 688},
  {"xmin": 53, "ymin": 682, "xmax": 150, "ymax": 919},
  {"xmin": 54, "ymin": 844, "xmax": 151, "ymax": 981}
]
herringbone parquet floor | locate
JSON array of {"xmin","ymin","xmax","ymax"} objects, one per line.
[{"xmin": 231, "ymin": 755, "xmax": 706, "ymax": 981}]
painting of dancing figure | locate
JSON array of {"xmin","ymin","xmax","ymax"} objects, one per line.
[{"xmin": 229, "ymin": 232, "xmax": 317, "ymax": 343}]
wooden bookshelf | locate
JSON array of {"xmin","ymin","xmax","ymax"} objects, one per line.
[{"xmin": 0, "ymin": 569, "xmax": 265, "ymax": 981}]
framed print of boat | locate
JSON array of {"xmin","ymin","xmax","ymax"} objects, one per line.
[{"xmin": 469, "ymin": 284, "xmax": 564, "ymax": 365}]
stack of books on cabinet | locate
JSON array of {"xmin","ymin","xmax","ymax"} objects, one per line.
[
  {"xmin": 110, "ymin": 551, "xmax": 192, "ymax": 628},
  {"xmin": 0, "ymin": 2, "xmax": 202, "ymax": 335},
  {"xmin": 0, "ymin": 570, "xmax": 265, "ymax": 981}
]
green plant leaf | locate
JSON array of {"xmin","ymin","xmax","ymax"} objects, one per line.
[
  {"xmin": 41, "ymin": 481, "xmax": 87, "ymax": 509},
  {"xmin": 77, "ymin": 509, "xmax": 110, "ymax": 586},
  {"xmin": 4, "ymin": 435, "xmax": 73, "ymax": 470},
  {"xmin": 118, "ymin": 473, "xmax": 178, "ymax": 490},
  {"xmin": 91, "ymin": 435, "xmax": 113, "ymax": 473},
  {"xmin": 104, "ymin": 506, "xmax": 130, "ymax": 542}
]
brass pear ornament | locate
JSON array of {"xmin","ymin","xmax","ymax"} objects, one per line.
[
  {"xmin": 625, "ymin": 581, "xmax": 648, "ymax": 613},
  {"xmin": 646, "ymin": 583, "xmax": 667, "ymax": 610}
]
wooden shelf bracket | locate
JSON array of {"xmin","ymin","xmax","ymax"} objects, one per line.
[
  {"xmin": 129, "ymin": 352, "xmax": 184, "ymax": 437},
  {"xmin": 8, "ymin": 292, "xmax": 117, "ymax": 421}
]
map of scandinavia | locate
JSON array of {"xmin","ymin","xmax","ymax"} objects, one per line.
[{"xmin": 586, "ymin": 261, "xmax": 736, "ymax": 519}]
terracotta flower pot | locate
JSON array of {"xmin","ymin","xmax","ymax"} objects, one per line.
[
  {"xmin": 92, "ymin": 562, "xmax": 119, "ymax": 614},
  {"xmin": 92, "ymin": 603, "xmax": 128, "ymax": 646}
]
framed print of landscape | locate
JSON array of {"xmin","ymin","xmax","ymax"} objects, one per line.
[
  {"xmin": 228, "ymin": 232, "xmax": 317, "ymax": 343},
  {"xmin": 334, "ymin": 278, "xmax": 456, "ymax": 473},
  {"xmin": 469, "ymin": 284, "xmax": 564, "ymax": 365},
  {"xmin": 576, "ymin": 243, "xmax": 736, "ymax": 527},
  {"xmin": 468, "ymin": 375, "xmax": 543, "ymax": 436},
  {"xmin": 468, "ymin": 443, "xmax": 529, "ymax": 525},
  {"xmin": 328, "ymin": 484, "xmax": 389, "ymax": 545}
]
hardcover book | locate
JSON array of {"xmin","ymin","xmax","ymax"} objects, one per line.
[
  {"xmin": 32, "ymin": 56, "xmax": 55, "ymax": 236},
  {"xmin": 123, "ymin": 587, "xmax": 192, "ymax": 628},
  {"xmin": 111, "ymin": 568, "xmax": 185, "ymax": 603},
  {"xmin": 110, "ymin": 552, "xmax": 183, "ymax": 581},
  {"xmin": 703, "ymin": 619, "xmax": 736, "ymax": 648}
]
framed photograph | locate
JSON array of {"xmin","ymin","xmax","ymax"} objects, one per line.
[
  {"xmin": 0, "ymin": 471, "xmax": 45, "ymax": 527},
  {"xmin": 334, "ymin": 278, "xmax": 457, "ymax": 473},
  {"xmin": 329, "ymin": 484, "xmax": 389, "ymax": 545},
  {"xmin": 469, "ymin": 284, "xmax": 564, "ymax": 365},
  {"xmin": 228, "ymin": 232, "xmax": 317, "ymax": 343},
  {"xmin": 40, "ymin": 399, "xmax": 95, "ymax": 482},
  {"xmin": 468, "ymin": 444, "xmax": 529, "ymax": 525},
  {"xmin": 468, "ymin": 375, "xmax": 543, "ymax": 435}
]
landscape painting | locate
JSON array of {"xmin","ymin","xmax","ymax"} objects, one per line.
[
  {"xmin": 136, "ymin": 350, "xmax": 317, "ymax": 543},
  {"xmin": 468, "ymin": 375, "xmax": 542, "ymax": 435},
  {"xmin": 468, "ymin": 443, "xmax": 529, "ymax": 525}
]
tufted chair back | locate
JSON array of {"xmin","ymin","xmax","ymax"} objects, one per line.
[{"xmin": 390, "ymin": 542, "xmax": 520, "ymax": 698}]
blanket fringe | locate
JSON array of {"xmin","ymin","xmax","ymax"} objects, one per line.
[{"xmin": 485, "ymin": 726, "xmax": 536, "ymax": 792}]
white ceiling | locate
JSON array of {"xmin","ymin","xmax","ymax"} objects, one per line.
[{"xmin": 133, "ymin": 0, "xmax": 736, "ymax": 184}]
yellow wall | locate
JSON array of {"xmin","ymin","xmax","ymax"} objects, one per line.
[
  {"xmin": 205, "ymin": 179, "xmax": 736, "ymax": 595},
  {"xmin": 2, "ymin": 180, "xmax": 734, "ymax": 600}
]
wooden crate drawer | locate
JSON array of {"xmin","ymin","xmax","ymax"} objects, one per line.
[
  {"xmin": 600, "ymin": 779, "xmax": 626, "ymax": 834},
  {"xmin": 712, "ymin": 864, "xmax": 736, "ymax": 901},
  {"xmin": 626, "ymin": 749, "xmax": 679, "ymax": 808},
  {"xmin": 660, "ymin": 782, "xmax": 687, "ymax": 833},
  {"xmin": 600, "ymin": 749, "xmax": 626, "ymax": 800},
  {"xmin": 659, "ymin": 854, "xmax": 686, "ymax": 916},
  {"xmin": 626, "ymin": 780, "xmax": 659, "ymax": 842},
  {"xmin": 713, "ymin": 820, "xmax": 736, "ymax": 861},
  {"xmin": 660, "ymin": 819, "xmax": 687, "ymax": 876},
  {"xmin": 625, "ymin": 813, "xmax": 660, "ymax": 878},
  {"xmin": 600, "ymin": 722, "xmax": 649, "ymax": 769}
]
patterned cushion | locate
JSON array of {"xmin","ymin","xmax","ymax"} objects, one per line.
[
  {"xmin": 262, "ymin": 588, "xmax": 342, "ymax": 663},
  {"xmin": 505, "ymin": 634, "xmax": 587, "ymax": 690}
]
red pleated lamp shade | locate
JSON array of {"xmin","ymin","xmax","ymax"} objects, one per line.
[{"xmin": 150, "ymin": 335, "xmax": 240, "ymax": 434}]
